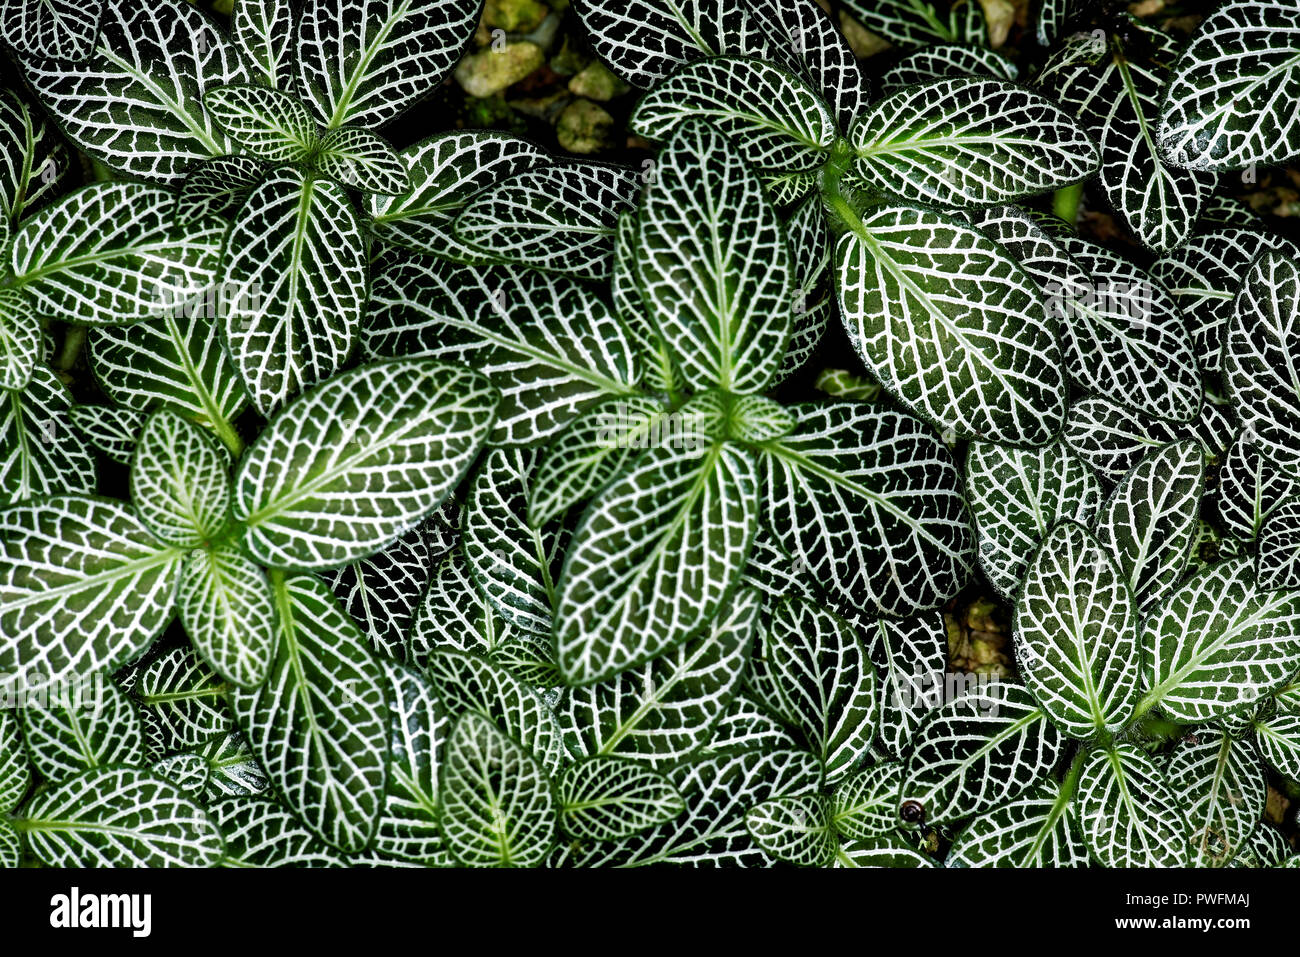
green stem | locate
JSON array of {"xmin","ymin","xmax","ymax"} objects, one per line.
[
  {"xmin": 1052, "ymin": 182, "xmax": 1084, "ymax": 228},
  {"xmin": 55, "ymin": 326, "xmax": 86, "ymax": 373},
  {"xmin": 213, "ymin": 415, "xmax": 244, "ymax": 458},
  {"xmin": 819, "ymin": 138, "xmax": 869, "ymax": 239}
]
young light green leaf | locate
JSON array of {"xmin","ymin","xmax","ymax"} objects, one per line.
[
  {"xmin": 965, "ymin": 439, "xmax": 1102, "ymax": 600},
  {"xmin": 131, "ymin": 409, "xmax": 231, "ymax": 548},
  {"xmin": 630, "ymin": 56, "xmax": 837, "ymax": 175},
  {"xmin": 20, "ymin": 679, "xmax": 143, "ymax": 784},
  {"xmin": 898, "ymin": 682, "xmax": 1066, "ymax": 827},
  {"xmin": 1015, "ymin": 521, "xmax": 1141, "ymax": 738},
  {"xmin": 1076, "ymin": 744, "xmax": 1188, "ymax": 867},
  {"xmin": 234, "ymin": 359, "xmax": 497, "ymax": 571},
  {"xmin": 836, "ymin": 205, "xmax": 1067, "ymax": 444},
  {"xmin": 177, "ymin": 542, "xmax": 278, "ymax": 688},
  {"xmin": 763, "ymin": 403, "xmax": 973, "ymax": 617},
  {"xmin": 746, "ymin": 794, "xmax": 837, "ymax": 866},
  {"xmin": 1159, "ymin": 0, "xmax": 1300, "ymax": 171},
  {"xmin": 637, "ymin": 118, "xmax": 793, "ymax": 394},
  {"xmin": 366, "ymin": 131, "xmax": 547, "ymax": 259},
  {"xmin": 554, "ymin": 440, "xmax": 759, "ymax": 686},
  {"xmin": 1140, "ymin": 558, "xmax": 1300, "ymax": 724},
  {"xmin": 559, "ymin": 587, "xmax": 759, "ymax": 765},
  {"xmin": 18, "ymin": 765, "xmax": 224, "ymax": 867},
  {"xmin": 0, "ymin": 495, "xmax": 183, "ymax": 682},
  {"xmin": 439, "ymin": 711, "xmax": 555, "ymax": 867},
  {"xmin": 848, "ymin": 78, "xmax": 1097, "ymax": 208},
  {"xmin": 1093, "ymin": 440, "xmax": 1203, "ymax": 611},
  {"xmin": 230, "ymin": 574, "xmax": 389, "ymax": 853},
  {"xmin": 222, "ymin": 167, "xmax": 366, "ymax": 415},
  {"xmin": 295, "ymin": 0, "xmax": 481, "ymax": 130},
  {"xmin": 559, "ymin": 758, "xmax": 685, "ymax": 842},
  {"xmin": 313, "ymin": 127, "xmax": 410, "ymax": 195},
  {"xmin": 21, "ymin": 0, "xmax": 249, "ymax": 182},
  {"xmin": 203, "ymin": 84, "xmax": 318, "ymax": 162}
]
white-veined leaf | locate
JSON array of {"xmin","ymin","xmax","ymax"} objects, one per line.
[
  {"xmin": 0, "ymin": 290, "xmax": 38, "ymax": 392},
  {"xmin": 313, "ymin": 127, "xmax": 410, "ymax": 196},
  {"xmin": 196, "ymin": 731, "xmax": 268, "ymax": 800},
  {"xmin": 1015, "ymin": 521, "xmax": 1141, "ymax": 738},
  {"xmin": 233, "ymin": 0, "xmax": 294, "ymax": 90},
  {"xmin": 371, "ymin": 660, "xmax": 450, "ymax": 865},
  {"xmin": 550, "ymin": 749, "xmax": 820, "ymax": 867},
  {"xmin": 834, "ymin": 834, "xmax": 936, "ymax": 868},
  {"xmin": 1227, "ymin": 822, "xmax": 1292, "ymax": 868},
  {"xmin": 1254, "ymin": 709, "xmax": 1300, "ymax": 781},
  {"xmin": 453, "ymin": 161, "xmax": 642, "ymax": 280},
  {"xmin": 763, "ymin": 403, "xmax": 973, "ymax": 617},
  {"xmin": 0, "ymin": 495, "xmax": 183, "ymax": 682},
  {"xmin": 464, "ymin": 448, "xmax": 564, "ymax": 636},
  {"xmin": 234, "ymin": 359, "xmax": 497, "ymax": 571},
  {"xmin": 68, "ymin": 404, "xmax": 145, "ymax": 467},
  {"xmin": 702, "ymin": 690, "xmax": 800, "ymax": 754},
  {"xmin": 425, "ymin": 649, "xmax": 563, "ymax": 774},
  {"xmin": 898, "ymin": 681, "xmax": 1066, "ymax": 827},
  {"xmin": 964, "ymin": 439, "xmax": 1102, "ymax": 600},
  {"xmin": 569, "ymin": 0, "xmax": 773, "ymax": 89},
  {"xmin": 230, "ymin": 574, "xmax": 389, "ymax": 852},
  {"xmin": 1259, "ymin": 499, "xmax": 1300, "ymax": 591},
  {"xmin": 559, "ymin": 757, "xmax": 685, "ymax": 842},
  {"xmin": 366, "ymin": 255, "xmax": 639, "ymax": 446},
  {"xmin": 18, "ymin": 765, "xmax": 223, "ymax": 867},
  {"xmin": 749, "ymin": 0, "xmax": 867, "ymax": 128},
  {"xmin": 0, "ymin": 709, "xmax": 29, "ymax": 812},
  {"xmin": 776, "ymin": 193, "xmax": 833, "ymax": 383},
  {"xmin": 1224, "ymin": 251, "xmax": 1300, "ymax": 473},
  {"xmin": 629, "ymin": 56, "xmax": 837, "ymax": 175},
  {"xmin": 407, "ymin": 551, "xmax": 516, "ymax": 665},
  {"xmin": 153, "ymin": 752, "xmax": 209, "ymax": 798},
  {"xmin": 1158, "ymin": 0, "xmax": 1300, "ymax": 171},
  {"xmin": 1140, "ymin": 558, "xmax": 1300, "ymax": 724},
  {"xmin": 131, "ymin": 409, "xmax": 231, "ymax": 548},
  {"xmin": 1166, "ymin": 729, "xmax": 1265, "ymax": 868},
  {"xmin": 559, "ymin": 587, "xmax": 759, "ymax": 766},
  {"xmin": 848, "ymin": 78, "xmax": 1097, "ymax": 208},
  {"xmin": 367, "ymin": 131, "xmax": 547, "ymax": 259},
  {"xmin": 1076, "ymin": 744, "xmax": 1188, "ymax": 867},
  {"xmin": 837, "ymin": 205, "xmax": 1067, "ymax": 444},
  {"xmin": 89, "ymin": 310, "xmax": 249, "ymax": 452},
  {"xmin": 858, "ymin": 610, "xmax": 947, "ymax": 757},
  {"xmin": 21, "ymin": 0, "xmax": 249, "ymax": 183},
  {"xmin": 132, "ymin": 646, "xmax": 232, "ymax": 751},
  {"xmin": 10, "ymin": 183, "xmax": 224, "ymax": 327},
  {"xmin": 203, "ymin": 83, "xmax": 318, "ymax": 162},
  {"xmin": 209, "ymin": 795, "xmax": 347, "ymax": 867},
  {"xmin": 1151, "ymin": 228, "xmax": 1300, "ymax": 374},
  {"xmin": 838, "ymin": 0, "xmax": 967, "ymax": 48},
  {"xmin": 20, "ymin": 677, "xmax": 142, "ymax": 784},
  {"xmin": 178, "ymin": 542, "xmax": 278, "ymax": 688},
  {"xmin": 175, "ymin": 154, "xmax": 268, "ymax": 224},
  {"xmin": 746, "ymin": 794, "xmax": 836, "ymax": 866},
  {"xmin": 323, "ymin": 525, "xmax": 433, "ymax": 661},
  {"xmin": 295, "ymin": 0, "xmax": 481, "ymax": 130},
  {"xmin": 879, "ymin": 44, "xmax": 1018, "ymax": 91},
  {"xmin": 1, "ymin": 367, "xmax": 96, "ymax": 507},
  {"xmin": 554, "ymin": 439, "xmax": 759, "ymax": 686},
  {"xmin": 1094, "ymin": 440, "xmax": 1203, "ymax": 611},
  {"xmin": 831, "ymin": 760, "xmax": 905, "ymax": 841},
  {"xmin": 0, "ymin": 0, "xmax": 100, "ymax": 61},
  {"xmin": 749, "ymin": 596, "xmax": 877, "ymax": 782},
  {"xmin": 1215, "ymin": 430, "xmax": 1300, "ymax": 543},
  {"xmin": 946, "ymin": 777, "xmax": 1090, "ymax": 867},
  {"xmin": 1062, "ymin": 394, "xmax": 1232, "ymax": 482},
  {"xmin": 0, "ymin": 89, "xmax": 74, "ymax": 226},
  {"xmin": 439, "ymin": 711, "xmax": 555, "ymax": 867},
  {"xmin": 1037, "ymin": 23, "xmax": 1214, "ymax": 251},
  {"xmin": 221, "ymin": 167, "xmax": 366, "ymax": 414}
]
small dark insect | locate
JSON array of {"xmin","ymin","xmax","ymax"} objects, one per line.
[{"xmin": 900, "ymin": 800, "xmax": 925, "ymax": 824}]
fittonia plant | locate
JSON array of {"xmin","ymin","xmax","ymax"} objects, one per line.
[{"xmin": 0, "ymin": 0, "xmax": 1299, "ymax": 869}]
